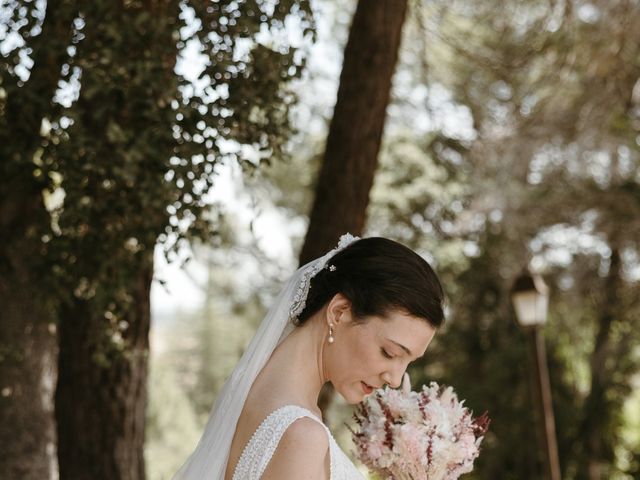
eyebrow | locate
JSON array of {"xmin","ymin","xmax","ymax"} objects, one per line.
[{"xmin": 388, "ymin": 338, "xmax": 413, "ymax": 357}]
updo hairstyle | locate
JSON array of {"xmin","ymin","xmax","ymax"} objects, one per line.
[{"xmin": 295, "ymin": 237, "xmax": 445, "ymax": 328}]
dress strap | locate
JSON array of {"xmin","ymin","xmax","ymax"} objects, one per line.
[{"xmin": 232, "ymin": 405, "xmax": 334, "ymax": 480}]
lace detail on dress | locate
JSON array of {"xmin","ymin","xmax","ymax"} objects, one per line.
[
  {"xmin": 231, "ymin": 405, "xmax": 365, "ymax": 480},
  {"xmin": 289, "ymin": 234, "xmax": 360, "ymax": 320}
]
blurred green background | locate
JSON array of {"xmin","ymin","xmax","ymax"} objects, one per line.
[{"xmin": 1, "ymin": 0, "xmax": 639, "ymax": 479}]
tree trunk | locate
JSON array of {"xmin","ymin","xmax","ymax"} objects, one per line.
[
  {"xmin": 0, "ymin": 3, "xmax": 76, "ymax": 475},
  {"xmin": 299, "ymin": 0, "xmax": 408, "ymax": 265},
  {"xmin": 0, "ymin": 276, "xmax": 58, "ymax": 479},
  {"xmin": 298, "ymin": 0, "xmax": 408, "ymax": 417},
  {"xmin": 0, "ymin": 174, "xmax": 58, "ymax": 480},
  {"xmin": 55, "ymin": 253, "xmax": 152, "ymax": 480}
]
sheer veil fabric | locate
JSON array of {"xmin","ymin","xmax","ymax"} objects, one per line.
[{"xmin": 173, "ymin": 234, "xmax": 360, "ymax": 480}]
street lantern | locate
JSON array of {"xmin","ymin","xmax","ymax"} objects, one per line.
[
  {"xmin": 511, "ymin": 269, "xmax": 561, "ymax": 480},
  {"xmin": 511, "ymin": 271, "xmax": 550, "ymax": 327}
]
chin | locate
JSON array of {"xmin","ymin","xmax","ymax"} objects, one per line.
[
  {"xmin": 334, "ymin": 383, "xmax": 367, "ymax": 405},
  {"xmin": 341, "ymin": 394, "xmax": 362, "ymax": 405}
]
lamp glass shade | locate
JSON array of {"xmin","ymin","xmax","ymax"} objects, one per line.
[{"xmin": 512, "ymin": 289, "xmax": 549, "ymax": 327}]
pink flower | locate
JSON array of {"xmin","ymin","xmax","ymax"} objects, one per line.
[
  {"xmin": 350, "ymin": 382, "xmax": 491, "ymax": 480},
  {"xmin": 385, "ymin": 389, "xmax": 405, "ymax": 418},
  {"xmin": 394, "ymin": 423, "xmax": 428, "ymax": 465},
  {"xmin": 459, "ymin": 432, "xmax": 477, "ymax": 458},
  {"xmin": 366, "ymin": 437, "xmax": 385, "ymax": 460}
]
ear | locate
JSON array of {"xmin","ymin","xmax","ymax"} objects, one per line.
[{"xmin": 326, "ymin": 293, "xmax": 351, "ymax": 325}]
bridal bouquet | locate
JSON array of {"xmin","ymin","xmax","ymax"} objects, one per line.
[{"xmin": 349, "ymin": 375, "xmax": 490, "ymax": 480}]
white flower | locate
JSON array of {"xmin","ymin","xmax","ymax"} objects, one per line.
[{"xmin": 350, "ymin": 381, "xmax": 490, "ymax": 480}]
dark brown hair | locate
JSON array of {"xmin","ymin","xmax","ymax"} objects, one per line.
[{"xmin": 296, "ymin": 237, "xmax": 445, "ymax": 328}]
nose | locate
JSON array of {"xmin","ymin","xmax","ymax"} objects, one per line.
[{"xmin": 381, "ymin": 367, "xmax": 405, "ymax": 389}]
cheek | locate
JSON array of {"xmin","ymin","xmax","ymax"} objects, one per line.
[
  {"xmin": 330, "ymin": 336, "xmax": 387, "ymax": 404},
  {"xmin": 333, "ymin": 335, "xmax": 380, "ymax": 381}
]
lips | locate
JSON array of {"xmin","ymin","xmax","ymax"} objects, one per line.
[{"xmin": 361, "ymin": 381, "xmax": 374, "ymax": 394}]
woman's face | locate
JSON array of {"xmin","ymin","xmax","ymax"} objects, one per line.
[{"xmin": 323, "ymin": 294, "xmax": 437, "ymax": 404}]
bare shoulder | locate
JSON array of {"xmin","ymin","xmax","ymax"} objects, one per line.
[{"xmin": 262, "ymin": 416, "xmax": 330, "ymax": 480}]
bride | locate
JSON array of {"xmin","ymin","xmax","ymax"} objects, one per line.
[{"xmin": 173, "ymin": 234, "xmax": 445, "ymax": 480}]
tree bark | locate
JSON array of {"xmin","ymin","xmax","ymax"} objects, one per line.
[
  {"xmin": 51, "ymin": 1, "xmax": 178, "ymax": 476},
  {"xmin": 0, "ymin": 2, "xmax": 76, "ymax": 478},
  {"xmin": 0, "ymin": 181, "xmax": 58, "ymax": 480},
  {"xmin": 55, "ymin": 254, "xmax": 152, "ymax": 480},
  {"xmin": 298, "ymin": 0, "xmax": 408, "ymax": 417},
  {"xmin": 299, "ymin": 0, "xmax": 408, "ymax": 265},
  {"xmin": 0, "ymin": 277, "xmax": 58, "ymax": 479}
]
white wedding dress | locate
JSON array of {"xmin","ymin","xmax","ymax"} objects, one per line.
[{"xmin": 231, "ymin": 404, "xmax": 365, "ymax": 480}]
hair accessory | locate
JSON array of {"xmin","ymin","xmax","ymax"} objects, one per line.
[
  {"xmin": 289, "ymin": 233, "xmax": 359, "ymax": 320},
  {"xmin": 328, "ymin": 264, "xmax": 337, "ymax": 272}
]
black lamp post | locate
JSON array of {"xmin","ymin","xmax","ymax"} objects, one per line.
[{"xmin": 511, "ymin": 270, "xmax": 561, "ymax": 480}]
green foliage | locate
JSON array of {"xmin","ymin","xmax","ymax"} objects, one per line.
[
  {"xmin": 239, "ymin": 1, "xmax": 640, "ymax": 476},
  {"xmin": 1, "ymin": 0, "xmax": 316, "ymax": 362},
  {"xmin": 364, "ymin": 0, "xmax": 640, "ymax": 477}
]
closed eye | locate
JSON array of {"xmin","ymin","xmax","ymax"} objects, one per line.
[{"xmin": 381, "ymin": 348, "xmax": 393, "ymax": 359}]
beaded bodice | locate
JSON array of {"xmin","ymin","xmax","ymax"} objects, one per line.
[{"xmin": 231, "ymin": 405, "xmax": 365, "ymax": 480}]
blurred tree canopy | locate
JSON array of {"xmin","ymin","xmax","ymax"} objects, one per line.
[
  {"xmin": 230, "ymin": 1, "xmax": 640, "ymax": 479},
  {"xmin": 1, "ymin": 0, "xmax": 313, "ymax": 478},
  {"xmin": 366, "ymin": 1, "xmax": 640, "ymax": 479},
  {"xmin": 2, "ymin": 0, "xmax": 640, "ymax": 479}
]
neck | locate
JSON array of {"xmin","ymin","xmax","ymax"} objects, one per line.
[{"xmin": 266, "ymin": 311, "xmax": 329, "ymax": 411}]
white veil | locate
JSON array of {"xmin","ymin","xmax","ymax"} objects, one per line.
[{"xmin": 173, "ymin": 233, "xmax": 360, "ymax": 479}]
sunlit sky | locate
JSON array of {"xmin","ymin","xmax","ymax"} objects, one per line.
[{"xmin": 150, "ymin": 161, "xmax": 302, "ymax": 318}]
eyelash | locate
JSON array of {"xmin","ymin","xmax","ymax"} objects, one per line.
[{"xmin": 381, "ymin": 348, "xmax": 393, "ymax": 359}]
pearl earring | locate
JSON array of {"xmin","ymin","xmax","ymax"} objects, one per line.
[{"xmin": 328, "ymin": 323, "xmax": 335, "ymax": 344}]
